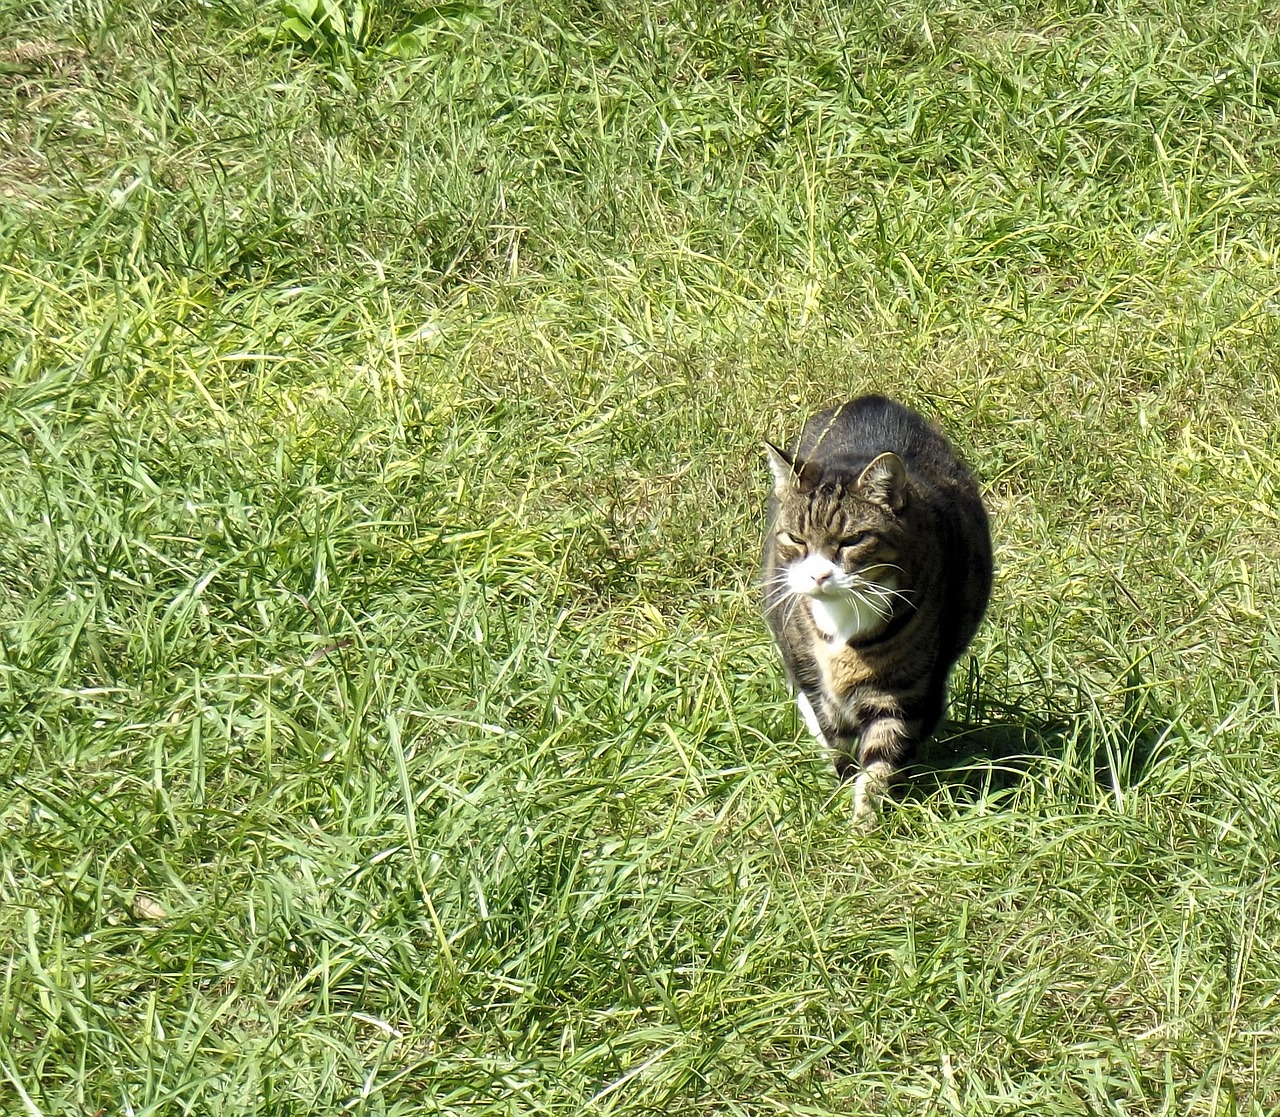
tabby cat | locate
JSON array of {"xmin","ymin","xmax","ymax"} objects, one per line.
[{"xmin": 762, "ymin": 394, "xmax": 993, "ymax": 824}]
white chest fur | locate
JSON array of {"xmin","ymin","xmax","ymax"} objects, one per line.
[{"xmin": 808, "ymin": 594, "xmax": 885, "ymax": 643}]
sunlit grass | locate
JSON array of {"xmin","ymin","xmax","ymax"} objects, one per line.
[{"xmin": 2, "ymin": 0, "xmax": 1280, "ymax": 1113}]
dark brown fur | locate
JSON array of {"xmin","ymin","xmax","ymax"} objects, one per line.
[{"xmin": 762, "ymin": 395, "xmax": 992, "ymax": 812}]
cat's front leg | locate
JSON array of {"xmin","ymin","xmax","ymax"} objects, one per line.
[
  {"xmin": 797, "ymin": 692, "xmax": 865, "ymax": 782},
  {"xmin": 851, "ymin": 761, "xmax": 895, "ymax": 828},
  {"xmin": 795, "ymin": 690, "xmax": 829, "ymax": 746},
  {"xmin": 831, "ymin": 733, "xmax": 860, "ymax": 780},
  {"xmin": 849, "ymin": 715, "xmax": 916, "ymax": 828}
]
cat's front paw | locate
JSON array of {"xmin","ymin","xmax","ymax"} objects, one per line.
[
  {"xmin": 851, "ymin": 801, "xmax": 880, "ymax": 831},
  {"xmin": 851, "ymin": 762, "xmax": 893, "ymax": 830}
]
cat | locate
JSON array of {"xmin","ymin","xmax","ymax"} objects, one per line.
[{"xmin": 762, "ymin": 394, "xmax": 992, "ymax": 825}]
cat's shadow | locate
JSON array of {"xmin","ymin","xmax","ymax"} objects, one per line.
[
  {"xmin": 898, "ymin": 699, "xmax": 1169, "ymax": 811},
  {"xmin": 905, "ymin": 714, "xmax": 1064, "ymax": 805}
]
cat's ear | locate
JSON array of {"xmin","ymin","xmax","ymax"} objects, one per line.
[
  {"xmin": 764, "ymin": 441, "xmax": 798, "ymax": 494},
  {"xmin": 857, "ymin": 452, "xmax": 907, "ymax": 512}
]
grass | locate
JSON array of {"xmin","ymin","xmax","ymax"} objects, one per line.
[{"xmin": 2, "ymin": 0, "xmax": 1280, "ymax": 1112}]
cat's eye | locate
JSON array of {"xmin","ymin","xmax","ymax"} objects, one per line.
[
  {"xmin": 838, "ymin": 533, "xmax": 870, "ymax": 551},
  {"xmin": 778, "ymin": 531, "xmax": 806, "ymax": 550}
]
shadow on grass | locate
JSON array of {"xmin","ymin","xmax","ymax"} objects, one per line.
[
  {"xmin": 901, "ymin": 681, "xmax": 1171, "ymax": 811},
  {"xmin": 905, "ymin": 708, "xmax": 1068, "ymax": 806}
]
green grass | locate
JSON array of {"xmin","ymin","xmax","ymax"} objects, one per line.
[{"xmin": 3, "ymin": 0, "xmax": 1280, "ymax": 1112}]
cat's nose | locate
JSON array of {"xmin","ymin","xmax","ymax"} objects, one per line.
[{"xmin": 813, "ymin": 570, "xmax": 832, "ymax": 586}]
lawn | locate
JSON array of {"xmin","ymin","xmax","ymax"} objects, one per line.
[{"xmin": 2, "ymin": 0, "xmax": 1280, "ymax": 1112}]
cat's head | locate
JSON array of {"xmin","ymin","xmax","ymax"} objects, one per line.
[{"xmin": 764, "ymin": 443, "xmax": 910, "ymax": 636}]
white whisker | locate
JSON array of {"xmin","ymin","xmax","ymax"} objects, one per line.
[
  {"xmin": 864, "ymin": 562, "xmax": 906, "ymax": 577},
  {"xmin": 862, "ymin": 580, "xmax": 911, "ymax": 602},
  {"xmin": 850, "ymin": 589, "xmax": 893, "ymax": 620}
]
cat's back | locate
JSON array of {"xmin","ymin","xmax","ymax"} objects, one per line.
[{"xmin": 796, "ymin": 394, "xmax": 973, "ymax": 490}]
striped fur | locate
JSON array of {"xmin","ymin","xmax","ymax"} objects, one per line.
[{"xmin": 762, "ymin": 395, "xmax": 992, "ymax": 823}]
